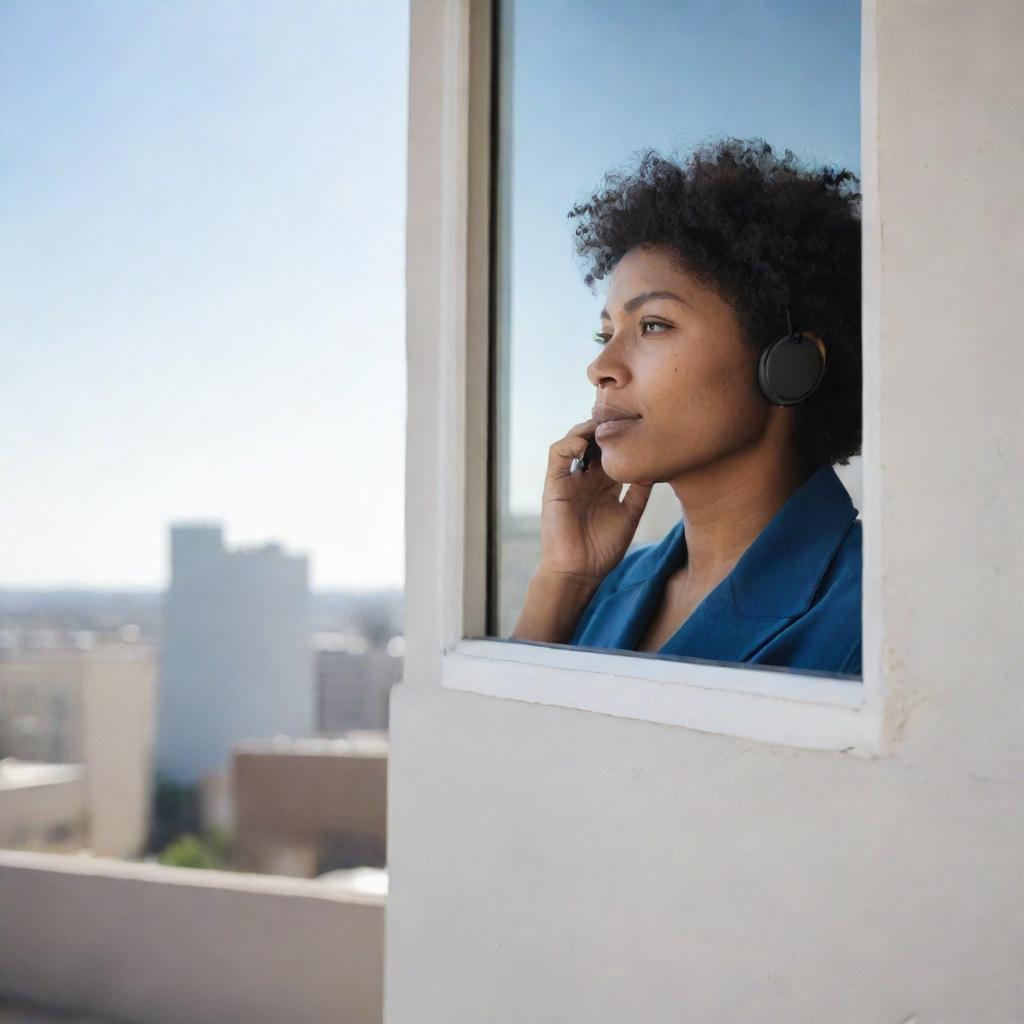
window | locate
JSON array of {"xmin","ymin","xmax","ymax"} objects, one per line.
[
  {"xmin": 420, "ymin": 0, "xmax": 881, "ymax": 752},
  {"xmin": 489, "ymin": 0, "xmax": 863, "ymax": 674}
]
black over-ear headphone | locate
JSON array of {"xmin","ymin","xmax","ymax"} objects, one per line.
[{"xmin": 757, "ymin": 305, "xmax": 827, "ymax": 406}]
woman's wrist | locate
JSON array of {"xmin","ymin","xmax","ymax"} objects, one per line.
[{"xmin": 509, "ymin": 567, "xmax": 603, "ymax": 644}]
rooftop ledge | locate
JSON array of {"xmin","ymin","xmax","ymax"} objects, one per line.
[
  {"xmin": 0, "ymin": 850, "xmax": 385, "ymax": 1024},
  {"xmin": 0, "ymin": 849, "xmax": 385, "ymax": 904}
]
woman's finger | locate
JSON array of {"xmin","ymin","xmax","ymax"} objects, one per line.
[{"xmin": 547, "ymin": 419, "xmax": 597, "ymax": 468}]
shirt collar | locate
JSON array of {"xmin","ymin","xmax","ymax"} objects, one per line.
[{"xmin": 618, "ymin": 463, "xmax": 858, "ymax": 619}]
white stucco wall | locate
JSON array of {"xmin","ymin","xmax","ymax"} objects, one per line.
[{"xmin": 386, "ymin": 2, "xmax": 1024, "ymax": 1022}]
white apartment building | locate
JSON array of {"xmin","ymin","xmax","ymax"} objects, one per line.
[
  {"xmin": 157, "ymin": 524, "xmax": 313, "ymax": 783},
  {"xmin": 0, "ymin": 645, "xmax": 155, "ymax": 859}
]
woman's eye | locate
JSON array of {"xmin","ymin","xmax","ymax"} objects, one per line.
[
  {"xmin": 640, "ymin": 319, "xmax": 669, "ymax": 335},
  {"xmin": 593, "ymin": 321, "xmax": 668, "ymax": 346}
]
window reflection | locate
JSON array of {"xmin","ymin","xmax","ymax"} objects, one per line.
[{"xmin": 490, "ymin": 0, "xmax": 862, "ymax": 677}]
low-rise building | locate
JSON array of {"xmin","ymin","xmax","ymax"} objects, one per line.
[
  {"xmin": 231, "ymin": 733, "xmax": 388, "ymax": 877},
  {"xmin": 0, "ymin": 645, "xmax": 156, "ymax": 858},
  {"xmin": 0, "ymin": 759, "xmax": 89, "ymax": 853}
]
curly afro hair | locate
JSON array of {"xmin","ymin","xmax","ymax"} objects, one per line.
[{"xmin": 566, "ymin": 136, "xmax": 862, "ymax": 469}]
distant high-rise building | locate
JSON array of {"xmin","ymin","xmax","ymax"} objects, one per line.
[
  {"xmin": 314, "ymin": 633, "xmax": 403, "ymax": 735},
  {"xmin": 157, "ymin": 524, "xmax": 313, "ymax": 783}
]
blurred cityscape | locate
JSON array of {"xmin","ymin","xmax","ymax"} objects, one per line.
[{"xmin": 0, "ymin": 521, "xmax": 402, "ymax": 893}]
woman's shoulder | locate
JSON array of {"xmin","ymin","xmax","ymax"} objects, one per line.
[
  {"xmin": 801, "ymin": 515, "xmax": 861, "ymax": 612},
  {"xmin": 752, "ymin": 516, "xmax": 863, "ymax": 674}
]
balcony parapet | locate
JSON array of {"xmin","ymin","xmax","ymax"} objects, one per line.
[{"xmin": 0, "ymin": 851, "xmax": 384, "ymax": 1024}]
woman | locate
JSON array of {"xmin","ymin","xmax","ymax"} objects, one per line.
[{"xmin": 511, "ymin": 138, "xmax": 863, "ymax": 676}]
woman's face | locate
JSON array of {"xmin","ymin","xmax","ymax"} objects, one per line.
[{"xmin": 587, "ymin": 244, "xmax": 772, "ymax": 486}]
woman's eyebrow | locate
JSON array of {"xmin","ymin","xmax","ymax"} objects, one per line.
[{"xmin": 599, "ymin": 290, "xmax": 690, "ymax": 319}]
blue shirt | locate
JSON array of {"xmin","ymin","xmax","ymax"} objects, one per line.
[{"xmin": 568, "ymin": 464, "xmax": 862, "ymax": 676}]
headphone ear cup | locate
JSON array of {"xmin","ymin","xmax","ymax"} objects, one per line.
[{"xmin": 757, "ymin": 333, "xmax": 827, "ymax": 406}]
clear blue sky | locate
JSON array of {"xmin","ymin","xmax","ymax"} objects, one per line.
[{"xmin": 0, "ymin": 0, "xmax": 409, "ymax": 589}]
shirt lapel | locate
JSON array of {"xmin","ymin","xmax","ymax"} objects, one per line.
[{"xmin": 596, "ymin": 465, "xmax": 858, "ymax": 660}]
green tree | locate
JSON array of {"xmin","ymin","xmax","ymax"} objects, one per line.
[{"xmin": 158, "ymin": 831, "xmax": 231, "ymax": 870}]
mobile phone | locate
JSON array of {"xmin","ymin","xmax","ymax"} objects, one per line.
[{"xmin": 575, "ymin": 433, "xmax": 601, "ymax": 473}]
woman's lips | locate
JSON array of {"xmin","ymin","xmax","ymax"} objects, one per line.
[{"xmin": 595, "ymin": 417, "xmax": 640, "ymax": 440}]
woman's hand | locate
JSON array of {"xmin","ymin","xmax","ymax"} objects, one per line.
[{"xmin": 536, "ymin": 417, "xmax": 654, "ymax": 586}]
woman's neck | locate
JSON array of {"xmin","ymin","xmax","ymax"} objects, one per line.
[{"xmin": 667, "ymin": 449, "xmax": 814, "ymax": 585}]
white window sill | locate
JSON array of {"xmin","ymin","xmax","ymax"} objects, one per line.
[{"xmin": 442, "ymin": 639, "xmax": 881, "ymax": 755}]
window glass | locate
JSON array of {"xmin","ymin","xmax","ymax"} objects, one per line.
[{"xmin": 490, "ymin": 0, "xmax": 862, "ymax": 675}]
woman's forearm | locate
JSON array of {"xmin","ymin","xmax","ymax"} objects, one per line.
[{"xmin": 510, "ymin": 568, "xmax": 602, "ymax": 645}]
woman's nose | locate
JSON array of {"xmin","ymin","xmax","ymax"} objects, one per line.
[{"xmin": 586, "ymin": 343, "xmax": 629, "ymax": 389}]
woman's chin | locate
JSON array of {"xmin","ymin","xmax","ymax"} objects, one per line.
[{"xmin": 598, "ymin": 452, "xmax": 656, "ymax": 487}]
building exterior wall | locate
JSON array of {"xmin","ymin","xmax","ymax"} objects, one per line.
[
  {"xmin": 0, "ymin": 657, "xmax": 84, "ymax": 764},
  {"xmin": 385, "ymin": 2, "xmax": 1024, "ymax": 1022},
  {"xmin": 0, "ymin": 647, "xmax": 155, "ymax": 858},
  {"xmin": 158, "ymin": 524, "xmax": 313, "ymax": 783},
  {"xmin": 0, "ymin": 766, "xmax": 89, "ymax": 853},
  {"xmin": 80, "ymin": 651, "xmax": 157, "ymax": 857},
  {"xmin": 315, "ymin": 642, "xmax": 402, "ymax": 735},
  {"xmin": 232, "ymin": 739, "xmax": 388, "ymax": 877},
  {"xmin": 198, "ymin": 767, "xmax": 233, "ymax": 834}
]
